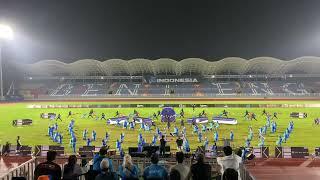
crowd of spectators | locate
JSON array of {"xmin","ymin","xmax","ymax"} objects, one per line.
[{"xmin": 32, "ymin": 146, "xmax": 242, "ymax": 180}]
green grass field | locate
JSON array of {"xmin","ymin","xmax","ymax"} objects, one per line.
[{"xmin": 1, "ymin": 100, "xmax": 320, "ymax": 155}]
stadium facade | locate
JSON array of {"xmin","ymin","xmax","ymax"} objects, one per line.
[{"xmin": 6, "ymin": 57, "xmax": 320, "ymax": 100}]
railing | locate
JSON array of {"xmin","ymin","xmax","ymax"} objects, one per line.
[
  {"xmin": 0, "ymin": 156, "xmax": 255, "ymax": 180},
  {"xmin": 0, "ymin": 157, "xmax": 36, "ymax": 180},
  {"xmin": 240, "ymin": 163, "xmax": 256, "ymax": 180}
]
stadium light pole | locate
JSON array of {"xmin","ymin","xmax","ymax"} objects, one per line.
[{"xmin": 0, "ymin": 24, "xmax": 13, "ymax": 101}]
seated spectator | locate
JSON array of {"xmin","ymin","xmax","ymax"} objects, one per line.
[
  {"xmin": 93, "ymin": 146, "xmax": 114, "ymax": 172},
  {"xmin": 95, "ymin": 159, "xmax": 117, "ymax": 180},
  {"xmin": 118, "ymin": 154, "xmax": 139, "ymax": 180},
  {"xmin": 217, "ymin": 146, "xmax": 242, "ymax": 180},
  {"xmin": 223, "ymin": 168, "xmax": 238, "ymax": 180},
  {"xmin": 143, "ymin": 153, "xmax": 168, "ymax": 180},
  {"xmin": 190, "ymin": 153, "xmax": 211, "ymax": 180},
  {"xmin": 62, "ymin": 155, "xmax": 83, "ymax": 180},
  {"xmin": 34, "ymin": 151, "xmax": 61, "ymax": 180},
  {"xmin": 170, "ymin": 152, "xmax": 190, "ymax": 180},
  {"xmin": 169, "ymin": 169, "xmax": 180, "ymax": 180}
]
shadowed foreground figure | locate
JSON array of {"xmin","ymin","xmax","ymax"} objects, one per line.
[
  {"xmin": 223, "ymin": 168, "xmax": 238, "ymax": 180},
  {"xmin": 143, "ymin": 153, "xmax": 168, "ymax": 180},
  {"xmin": 34, "ymin": 151, "xmax": 61, "ymax": 180},
  {"xmin": 95, "ymin": 159, "xmax": 118, "ymax": 180},
  {"xmin": 190, "ymin": 153, "xmax": 211, "ymax": 180}
]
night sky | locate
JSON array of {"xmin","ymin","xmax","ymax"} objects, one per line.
[{"xmin": 1, "ymin": 0, "xmax": 320, "ymax": 63}]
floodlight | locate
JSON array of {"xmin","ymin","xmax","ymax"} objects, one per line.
[{"xmin": 0, "ymin": 24, "xmax": 13, "ymax": 40}]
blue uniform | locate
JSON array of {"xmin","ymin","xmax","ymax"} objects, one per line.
[
  {"xmin": 69, "ymin": 137, "xmax": 73, "ymax": 148},
  {"xmin": 156, "ymin": 127, "xmax": 161, "ymax": 136},
  {"xmin": 143, "ymin": 164, "xmax": 168, "ymax": 180},
  {"xmin": 105, "ymin": 132, "xmax": 109, "ymax": 142},
  {"xmin": 184, "ymin": 139, "xmax": 190, "ymax": 152},
  {"xmin": 215, "ymin": 122, "xmax": 220, "ymax": 129},
  {"xmin": 208, "ymin": 122, "xmax": 213, "ymax": 131},
  {"xmin": 118, "ymin": 164, "xmax": 139, "ymax": 179},
  {"xmin": 198, "ymin": 132, "xmax": 202, "ymax": 142},
  {"xmin": 52, "ymin": 131, "xmax": 57, "ymax": 141},
  {"xmin": 54, "ymin": 132, "xmax": 59, "ymax": 142},
  {"xmin": 193, "ymin": 125, "xmax": 198, "ymax": 134},
  {"xmin": 120, "ymin": 149, "xmax": 125, "ymax": 158},
  {"xmin": 138, "ymin": 133, "xmax": 143, "ymax": 144},
  {"xmin": 204, "ymin": 138, "xmax": 209, "ymax": 149},
  {"xmin": 58, "ymin": 134, "xmax": 62, "ymax": 144},
  {"xmin": 120, "ymin": 133, "xmax": 125, "ymax": 143},
  {"xmin": 48, "ymin": 126, "xmax": 51, "ymax": 136},
  {"xmin": 138, "ymin": 143, "xmax": 143, "ymax": 152},
  {"xmin": 173, "ymin": 127, "xmax": 179, "ymax": 136},
  {"xmin": 214, "ymin": 131, "xmax": 219, "ymax": 142},
  {"xmin": 248, "ymin": 131, "xmax": 253, "ymax": 141},
  {"xmin": 123, "ymin": 120, "xmax": 128, "ymax": 129},
  {"xmin": 116, "ymin": 140, "xmax": 121, "ymax": 151},
  {"xmin": 92, "ymin": 130, "xmax": 97, "ymax": 141},
  {"xmin": 140, "ymin": 123, "xmax": 145, "ymax": 130},
  {"xmin": 245, "ymin": 139, "xmax": 250, "ymax": 148},
  {"xmin": 68, "ymin": 126, "xmax": 73, "ymax": 135},
  {"xmin": 83, "ymin": 129, "xmax": 88, "ymax": 140},
  {"xmin": 130, "ymin": 122, "xmax": 135, "ymax": 130},
  {"xmin": 72, "ymin": 137, "xmax": 77, "ymax": 153},
  {"xmin": 230, "ymin": 131, "xmax": 234, "ymax": 141},
  {"xmin": 277, "ymin": 135, "xmax": 282, "ymax": 146},
  {"xmin": 102, "ymin": 139, "xmax": 106, "ymax": 146},
  {"xmin": 258, "ymin": 135, "xmax": 265, "ymax": 147},
  {"xmin": 202, "ymin": 125, "xmax": 207, "ymax": 132},
  {"xmin": 145, "ymin": 125, "xmax": 150, "ymax": 132},
  {"xmin": 86, "ymin": 138, "xmax": 91, "ymax": 146},
  {"xmin": 92, "ymin": 154, "xmax": 114, "ymax": 172},
  {"xmin": 152, "ymin": 135, "xmax": 157, "ymax": 145}
]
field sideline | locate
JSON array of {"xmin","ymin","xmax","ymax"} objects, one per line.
[{"xmin": 0, "ymin": 99, "xmax": 320, "ymax": 155}]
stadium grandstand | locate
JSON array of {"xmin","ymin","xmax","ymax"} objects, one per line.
[
  {"xmin": 1, "ymin": 57, "xmax": 320, "ymax": 180},
  {"xmin": 5, "ymin": 56, "xmax": 320, "ymax": 100}
]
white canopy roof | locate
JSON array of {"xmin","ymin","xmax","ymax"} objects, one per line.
[{"xmin": 12, "ymin": 56, "xmax": 320, "ymax": 76}]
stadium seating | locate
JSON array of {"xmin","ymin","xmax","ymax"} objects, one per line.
[{"xmin": 14, "ymin": 78, "xmax": 320, "ymax": 99}]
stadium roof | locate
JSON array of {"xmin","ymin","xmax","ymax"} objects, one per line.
[{"xmin": 12, "ymin": 56, "xmax": 320, "ymax": 76}]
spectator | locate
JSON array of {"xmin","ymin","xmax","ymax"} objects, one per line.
[
  {"xmin": 95, "ymin": 159, "xmax": 117, "ymax": 180},
  {"xmin": 34, "ymin": 151, "xmax": 61, "ymax": 180},
  {"xmin": 16, "ymin": 136, "xmax": 21, "ymax": 151},
  {"xmin": 217, "ymin": 146, "xmax": 242, "ymax": 180},
  {"xmin": 170, "ymin": 152, "xmax": 190, "ymax": 180},
  {"xmin": 62, "ymin": 155, "xmax": 83, "ymax": 180},
  {"xmin": 159, "ymin": 136, "xmax": 166, "ymax": 157},
  {"xmin": 92, "ymin": 146, "xmax": 114, "ymax": 172},
  {"xmin": 223, "ymin": 168, "xmax": 238, "ymax": 180},
  {"xmin": 118, "ymin": 154, "xmax": 139, "ymax": 180},
  {"xmin": 190, "ymin": 154, "xmax": 211, "ymax": 180},
  {"xmin": 143, "ymin": 153, "xmax": 168, "ymax": 180},
  {"xmin": 176, "ymin": 136, "xmax": 183, "ymax": 151},
  {"xmin": 2, "ymin": 141, "xmax": 10, "ymax": 156},
  {"xmin": 169, "ymin": 169, "xmax": 180, "ymax": 180}
]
